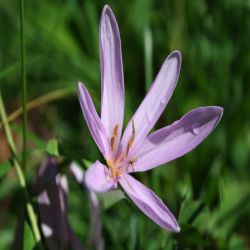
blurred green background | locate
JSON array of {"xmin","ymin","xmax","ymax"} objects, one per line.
[{"xmin": 0, "ymin": 0, "xmax": 250, "ymax": 249}]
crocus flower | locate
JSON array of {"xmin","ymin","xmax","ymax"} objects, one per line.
[
  {"xmin": 78, "ymin": 5, "xmax": 223, "ymax": 232},
  {"xmin": 35, "ymin": 158, "xmax": 84, "ymax": 250}
]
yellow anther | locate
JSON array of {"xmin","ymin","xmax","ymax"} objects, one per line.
[
  {"xmin": 113, "ymin": 124, "xmax": 119, "ymax": 137},
  {"xmin": 110, "ymin": 138, "xmax": 115, "ymax": 151},
  {"xmin": 132, "ymin": 119, "xmax": 135, "ymax": 136},
  {"xmin": 112, "ymin": 167, "xmax": 120, "ymax": 179},
  {"xmin": 126, "ymin": 119, "xmax": 135, "ymax": 157},
  {"xmin": 106, "ymin": 158, "xmax": 120, "ymax": 179},
  {"xmin": 110, "ymin": 124, "xmax": 119, "ymax": 152},
  {"xmin": 126, "ymin": 137, "xmax": 134, "ymax": 156},
  {"xmin": 106, "ymin": 158, "xmax": 113, "ymax": 169}
]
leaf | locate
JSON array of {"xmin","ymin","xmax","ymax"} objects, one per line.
[
  {"xmin": 128, "ymin": 215, "xmax": 138, "ymax": 250},
  {"xmin": 177, "ymin": 224, "xmax": 209, "ymax": 247},
  {"xmin": 82, "ymin": 158, "xmax": 93, "ymax": 168},
  {"xmin": 0, "ymin": 160, "xmax": 13, "ymax": 177},
  {"xmin": 98, "ymin": 189, "xmax": 125, "ymax": 210},
  {"xmin": 23, "ymin": 222, "xmax": 36, "ymax": 250},
  {"xmin": 179, "ymin": 200, "xmax": 204, "ymax": 224},
  {"xmin": 46, "ymin": 138, "xmax": 60, "ymax": 156},
  {"xmin": 208, "ymin": 179, "xmax": 250, "ymax": 235},
  {"xmin": 46, "ymin": 139, "xmax": 93, "ymax": 168}
]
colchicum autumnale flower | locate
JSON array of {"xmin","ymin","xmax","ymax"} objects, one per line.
[
  {"xmin": 78, "ymin": 5, "xmax": 223, "ymax": 232},
  {"xmin": 35, "ymin": 158, "xmax": 84, "ymax": 250}
]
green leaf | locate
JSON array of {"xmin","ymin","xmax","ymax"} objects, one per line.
[
  {"xmin": 98, "ymin": 190, "xmax": 125, "ymax": 210},
  {"xmin": 46, "ymin": 138, "xmax": 60, "ymax": 156},
  {"xmin": 23, "ymin": 222, "xmax": 36, "ymax": 250},
  {"xmin": 179, "ymin": 200, "xmax": 204, "ymax": 224},
  {"xmin": 0, "ymin": 160, "xmax": 13, "ymax": 177},
  {"xmin": 128, "ymin": 215, "xmax": 138, "ymax": 250},
  {"xmin": 178, "ymin": 224, "xmax": 209, "ymax": 247},
  {"xmin": 45, "ymin": 139, "xmax": 93, "ymax": 168},
  {"xmin": 82, "ymin": 158, "xmax": 93, "ymax": 168}
]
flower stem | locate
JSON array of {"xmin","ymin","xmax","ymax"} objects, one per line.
[
  {"xmin": 19, "ymin": 0, "xmax": 27, "ymax": 172},
  {"xmin": 0, "ymin": 87, "xmax": 75, "ymax": 129},
  {"xmin": 0, "ymin": 93, "xmax": 42, "ymax": 246}
]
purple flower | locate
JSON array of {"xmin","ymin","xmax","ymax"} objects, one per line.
[
  {"xmin": 78, "ymin": 5, "xmax": 223, "ymax": 232},
  {"xmin": 35, "ymin": 158, "xmax": 84, "ymax": 250}
]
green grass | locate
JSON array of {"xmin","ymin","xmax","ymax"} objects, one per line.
[{"xmin": 0, "ymin": 0, "xmax": 249, "ymax": 249}]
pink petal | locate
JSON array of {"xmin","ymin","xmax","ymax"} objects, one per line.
[
  {"xmin": 119, "ymin": 174, "xmax": 180, "ymax": 232},
  {"xmin": 78, "ymin": 82, "xmax": 110, "ymax": 157},
  {"xmin": 85, "ymin": 161, "xmax": 117, "ymax": 193},
  {"xmin": 121, "ymin": 51, "xmax": 181, "ymax": 154},
  {"xmin": 100, "ymin": 5, "xmax": 124, "ymax": 145},
  {"xmin": 131, "ymin": 106, "xmax": 223, "ymax": 172}
]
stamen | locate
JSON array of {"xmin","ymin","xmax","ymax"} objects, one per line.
[
  {"xmin": 106, "ymin": 158, "xmax": 113, "ymax": 169},
  {"xmin": 113, "ymin": 167, "xmax": 120, "ymax": 179},
  {"xmin": 132, "ymin": 119, "xmax": 135, "ymax": 136},
  {"xmin": 106, "ymin": 158, "xmax": 120, "ymax": 179},
  {"xmin": 110, "ymin": 124, "xmax": 119, "ymax": 152},
  {"xmin": 126, "ymin": 119, "xmax": 135, "ymax": 157},
  {"xmin": 126, "ymin": 157, "xmax": 137, "ymax": 171}
]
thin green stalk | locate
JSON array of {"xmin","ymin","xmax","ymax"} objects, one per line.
[
  {"xmin": 0, "ymin": 87, "xmax": 75, "ymax": 129},
  {"xmin": 19, "ymin": 0, "xmax": 27, "ymax": 171},
  {"xmin": 144, "ymin": 26, "xmax": 153, "ymax": 91},
  {"xmin": 0, "ymin": 93, "xmax": 42, "ymax": 246}
]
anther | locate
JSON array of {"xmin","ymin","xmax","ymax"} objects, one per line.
[
  {"xmin": 110, "ymin": 124, "xmax": 119, "ymax": 152},
  {"xmin": 106, "ymin": 158, "xmax": 120, "ymax": 179},
  {"xmin": 126, "ymin": 119, "xmax": 135, "ymax": 157},
  {"xmin": 132, "ymin": 119, "xmax": 135, "ymax": 136}
]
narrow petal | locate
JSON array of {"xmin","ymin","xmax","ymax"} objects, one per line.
[
  {"xmin": 85, "ymin": 161, "xmax": 117, "ymax": 193},
  {"xmin": 100, "ymin": 5, "xmax": 124, "ymax": 145},
  {"xmin": 70, "ymin": 162, "xmax": 84, "ymax": 185},
  {"xmin": 70, "ymin": 162, "xmax": 104, "ymax": 249},
  {"xmin": 78, "ymin": 82, "xmax": 110, "ymax": 157},
  {"xmin": 121, "ymin": 51, "xmax": 181, "ymax": 153},
  {"xmin": 131, "ymin": 106, "xmax": 223, "ymax": 172},
  {"xmin": 119, "ymin": 174, "xmax": 180, "ymax": 232}
]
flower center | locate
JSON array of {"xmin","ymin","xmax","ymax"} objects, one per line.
[
  {"xmin": 106, "ymin": 120, "xmax": 137, "ymax": 179},
  {"xmin": 106, "ymin": 158, "xmax": 120, "ymax": 179}
]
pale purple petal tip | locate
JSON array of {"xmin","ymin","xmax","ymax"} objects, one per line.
[
  {"xmin": 119, "ymin": 174, "xmax": 180, "ymax": 232},
  {"xmin": 100, "ymin": 4, "xmax": 125, "ymax": 142},
  {"xmin": 85, "ymin": 161, "xmax": 117, "ymax": 193},
  {"xmin": 133, "ymin": 106, "xmax": 223, "ymax": 172},
  {"xmin": 121, "ymin": 50, "xmax": 182, "ymax": 152}
]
